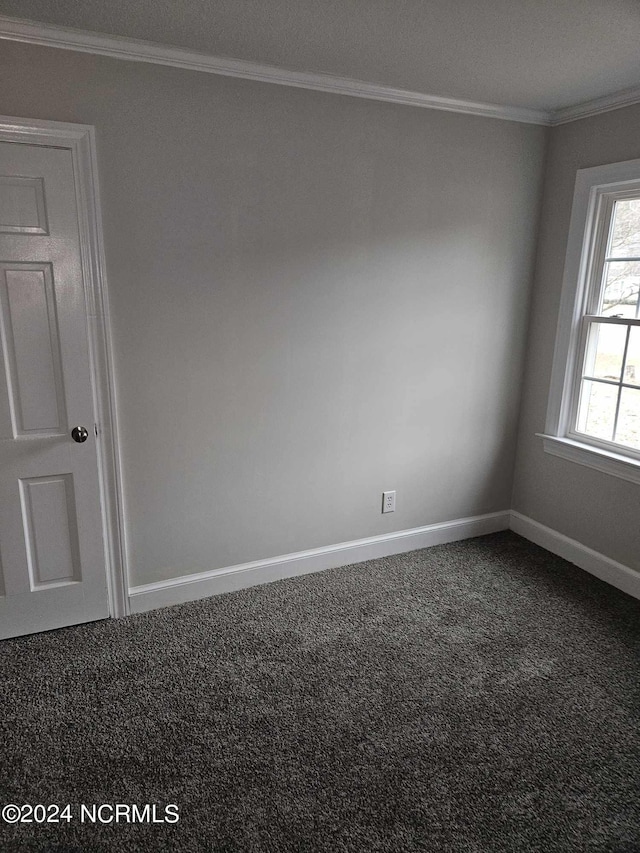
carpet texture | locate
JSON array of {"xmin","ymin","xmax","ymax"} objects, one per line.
[{"xmin": 1, "ymin": 531, "xmax": 640, "ymax": 852}]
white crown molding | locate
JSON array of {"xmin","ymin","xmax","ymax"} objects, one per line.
[
  {"xmin": 0, "ymin": 14, "xmax": 551, "ymax": 125},
  {"xmin": 128, "ymin": 510, "xmax": 511, "ymax": 613},
  {"xmin": 4, "ymin": 14, "xmax": 640, "ymax": 128},
  {"xmin": 551, "ymin": 85, "xmax": 640, "ymax": 126}
]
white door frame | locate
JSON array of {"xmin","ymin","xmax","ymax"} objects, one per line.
[{"xmin": 0, "ymin": 115, "xmax": 128, "ymax": 618}]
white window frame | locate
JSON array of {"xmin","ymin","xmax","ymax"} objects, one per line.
[{"xmin": 540, "ymin": 158, "xmax": 640, "ymax": 486}]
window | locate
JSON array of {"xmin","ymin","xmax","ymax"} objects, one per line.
[{"xmin": 542, "ymin": 159, "xmax": 640, "ymax": 485}]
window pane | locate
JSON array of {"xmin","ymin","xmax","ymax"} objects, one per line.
[
  {"xmin": 583, "ymin": 321, "xmax": 627, "ymax": 381},
  {"xmin": 600, "ymin": 261, "xmax": 640, "ymax": 317},
  {"xmin": 576, "ymin": 379, "xmax": 617, "ymax": 441},
  {"xmin": 608, "ymin": 198, "xmax": 640, "ymax": 259},
  {"xmin": 614, "ymin": 387, "xmax": 640, "ymax": 450},
  {"xmin": 624, "ymin": 326, "xmax": 640, "ymax": 387}
]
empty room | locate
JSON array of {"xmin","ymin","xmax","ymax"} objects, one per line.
[{"xmin": 0, "ymin": 1, "xmax": 639, "ymax": 850}]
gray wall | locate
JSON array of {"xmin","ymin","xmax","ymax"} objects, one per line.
[
  {"xmin": 0, "ymin": 41, "xmax": 546, "ymax": 587},
  {"xmin": 512, "ymin": 104, "xmax": 640, "ymax": 572}
]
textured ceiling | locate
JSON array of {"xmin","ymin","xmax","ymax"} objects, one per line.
[{"xmin": 1, "ymin": 0, "xmax": 640, "ymax": 111}]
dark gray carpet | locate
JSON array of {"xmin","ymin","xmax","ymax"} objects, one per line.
[{"xmin": 1, "ymin": 531, "xmax": 640, "ymax": 852}]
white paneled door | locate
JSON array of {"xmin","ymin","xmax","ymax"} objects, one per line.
[{"xmin": 0, "ymin": 140, "xmax": 109, "ymax": 639}]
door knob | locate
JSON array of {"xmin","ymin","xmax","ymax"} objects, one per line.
[{"xmin": 71, "ymin": 426, "xmax": 89, "ymax": 443}]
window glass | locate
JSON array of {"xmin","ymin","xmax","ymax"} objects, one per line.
[
  {"xmin": 600, "ymin": 260, "xmax": 640, "ymax": 317},
  {"xmin": 577, "ymin": 380, "xmax": 617, "ymax": 441},
  {"xmin": 616, "ymin": 387, "xmax": 640, "ymax": 449},
  {"xmin": 607, "ymin": 198, "xmax": 640, "ymax": 259},
  {"xmin": 583, "ymin": 322, "xmax": 626, "ymax": 381},
  {"xmin": 624, "ymin": 326, "xmax": 640, "ymax": 387},
  {"xmin": 576, "ymin": 195, "xmax": 640, "ymax": 453}
]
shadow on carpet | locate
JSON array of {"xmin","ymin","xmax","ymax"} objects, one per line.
[{"xmin": 1, "ymin": 531, "xmax": 640, "ymax": 852}]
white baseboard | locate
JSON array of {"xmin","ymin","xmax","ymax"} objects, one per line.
[
  {"xmin": 510, "ymin": 511, "xmax": 640, "ymax": 601},
  {"xmin": 128, "ymin": 510, "xmax": 511, "ymax": 614}
]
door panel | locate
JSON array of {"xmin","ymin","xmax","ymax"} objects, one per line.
[
  {"xmin": 0, "ymin": 140, "xmax": 109, "ymax": 639},
  {"xmin": 0, "ymin": 263, "xmax": 67, "ymax": 435},
  {"xmin": 20, "ymin": 474, "xmax": 81, "ymax": 588},
  {"xmin": 0, "ymin": 175, "xmax": 48, "ymax": 235}
]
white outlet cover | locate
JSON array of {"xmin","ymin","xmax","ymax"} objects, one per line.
[{"xmin": 382, "ymin": 491, "xmax": 396, "ymax": 513}]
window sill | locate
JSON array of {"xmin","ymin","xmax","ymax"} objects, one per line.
[{"xmin": 537, "ymin": 434, "xmax": 640, "ymax": 486}]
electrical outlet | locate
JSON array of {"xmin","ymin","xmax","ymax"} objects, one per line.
[{"xmin": 382, "ymin": 490, "xmax": 396, "ymax": 513}]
